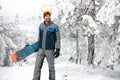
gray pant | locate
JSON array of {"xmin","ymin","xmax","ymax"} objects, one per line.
[{"xmin": 33, "ymin": 49, "xmax": 55, "ymax": 80}]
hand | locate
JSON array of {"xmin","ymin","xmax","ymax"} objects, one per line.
[{"xmin": 53, "ymin": 48, "xmax": 60, "ymax": 58}]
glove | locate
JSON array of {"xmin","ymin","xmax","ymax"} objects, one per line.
[{"xmin": 53, "ymin": 48, "xmax": 60, "ymax": 58}]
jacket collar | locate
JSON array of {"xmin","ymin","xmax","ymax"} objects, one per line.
[{"xmin": 44, "ymin": 21, "xmax": 53, "ymax": 26}]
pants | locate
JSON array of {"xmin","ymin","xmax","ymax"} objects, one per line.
[{"xmin": 33, "ymin": 49, "xmax": 55, "ymax": 80}]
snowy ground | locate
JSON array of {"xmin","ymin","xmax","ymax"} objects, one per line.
[{"xmin": 0, "ymin": 61, "xmax": 120, "ymax": 80}]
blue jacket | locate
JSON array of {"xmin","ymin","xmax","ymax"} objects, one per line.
[{"xmin": 38, "ymin": 21, "xmax": 61, "ymax": 50}]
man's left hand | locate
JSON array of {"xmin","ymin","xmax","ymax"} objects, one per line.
[{"xmin": 54, "ymin": 48, "xmax": 60, "ymax": 58}]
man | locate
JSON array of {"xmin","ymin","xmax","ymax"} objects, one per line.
[{"xmin": 33, "ymin": 10, "xmax": 61, "ymax": 80}]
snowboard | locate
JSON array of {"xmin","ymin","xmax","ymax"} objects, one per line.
[{"xmin": 11, "ymin": 42, "xmax": 39, "ymax": 62}]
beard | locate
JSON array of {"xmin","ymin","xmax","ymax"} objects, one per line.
[
  {"xmin": 45, "ymin": 18, "xmax": 51, "ymax": 23},
  {"xmin": 44, "ymin": 18, "xmax": 51, "ymax": 25}
]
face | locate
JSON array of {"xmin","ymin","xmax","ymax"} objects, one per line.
[{"xmin": 44, "ymin": 15, "xmax": 51, "ymax": 22}]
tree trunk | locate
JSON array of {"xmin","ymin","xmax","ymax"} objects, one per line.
[{"xmin": 87, "ymin": 35, "xmax": 94, "ymax": 65}]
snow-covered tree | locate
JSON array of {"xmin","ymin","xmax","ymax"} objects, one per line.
[{"xmin": 0, "ymin": 16, "xmax": 25, "ymax": 66}]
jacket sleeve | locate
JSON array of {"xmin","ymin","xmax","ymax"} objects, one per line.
[{"xmin": 55, "ymin": 25, "xmax": 61, "ymax": 49}]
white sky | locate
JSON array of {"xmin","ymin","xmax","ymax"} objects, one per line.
[{"xmin": 0, "ymin": 0, "xmax": 57, "ymax": 20}]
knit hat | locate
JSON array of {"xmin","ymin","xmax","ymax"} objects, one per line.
[{"xmin": 43, "ymin": 10, "xmax": 51, "ymax": 18}]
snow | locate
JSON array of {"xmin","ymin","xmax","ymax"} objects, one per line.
[
  {"xmin": 0, "ymin": 61, "xmax": 120, "ymax": 80},
  {"xmin": 96, "ymin": 0, "xmax": 120, "ymax": 26},
  {"xmin": 0, "ymin": 27, "xmax": 4, "ymax": 31},
  {"xmin": 0, "ymin": 35, "xmax": 7, "ymax": 65},
  {"xmin": 4, "ymin": 35, "xmax": 17, "ymax": 49},
  {"xmin": 0, "ymin": 0, "xmax": 120, "ymax": 79},
  {"xmin": 82, "ymin": 15, "xmax": 99, "ymax": 35}
]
